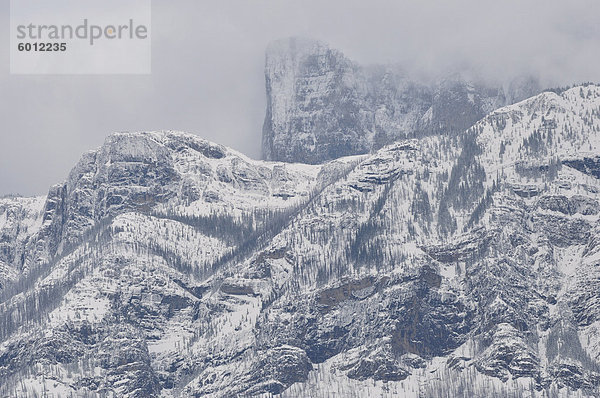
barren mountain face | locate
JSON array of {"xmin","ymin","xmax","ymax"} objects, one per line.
[{"xmin": 0, "ymin": 41, "xmax": 599, "ymax": 398}]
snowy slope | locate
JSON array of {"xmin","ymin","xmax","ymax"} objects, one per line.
[{"xmin": 0, "ymin": 85, "xmax": 600, "ymax": 397}]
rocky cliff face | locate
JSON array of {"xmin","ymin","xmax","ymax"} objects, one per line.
[
  {"xmin": 0, "ymin": 196, "xmax": 44, "ymax": 286},
  {"xmin": 0, "ymin": 83, "xmax": 599, "ymax": 397},
  {"xmin": 262, "ymin": 37, "xmax": 541, "ymax": 164},
  {"xmin": 10, "ymin": 131, "xmax": 324, "ymax": 276}
]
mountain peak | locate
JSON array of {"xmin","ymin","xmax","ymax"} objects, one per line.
[
  {"xmin": 3, "ymin": 41, "xmax": 600, "ymax": 398},
  {"xmin": 262, "ymin": 38, "xmax": 543, "ymax": 164},
  {"xmin": 102, "ymin": 130, "xmax": 230, "ymax": 157}
]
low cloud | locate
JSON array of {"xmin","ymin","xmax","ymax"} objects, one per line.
[{"xmin": 1, "ymin": 0, "xmax": 598, "ymax": 195}]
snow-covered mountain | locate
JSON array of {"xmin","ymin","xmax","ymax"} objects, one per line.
[
  {"xmin": 262, "ymin": 37, "xmax": 542, "ymax": 164},
  {"xmin": 1, "ymin": 81, "xmax": 600, "ymax": 397}
]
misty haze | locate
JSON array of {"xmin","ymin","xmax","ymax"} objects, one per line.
[
  {"xmin": 1, "ymin": 1, "xmax": 600, "ymax": 397},
  {"xmin": 1, "ymin": 0, "xmax": 600, "ymax": 195}
]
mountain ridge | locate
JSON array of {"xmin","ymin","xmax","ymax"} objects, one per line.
[{"xmin": 0, "ymin": 82, "xmax": 599, "ymax": 397}]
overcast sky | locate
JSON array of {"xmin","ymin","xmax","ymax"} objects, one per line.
[{"xmin": 1, "ymin": 0, "xmax": 599, "ymax": 196}]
